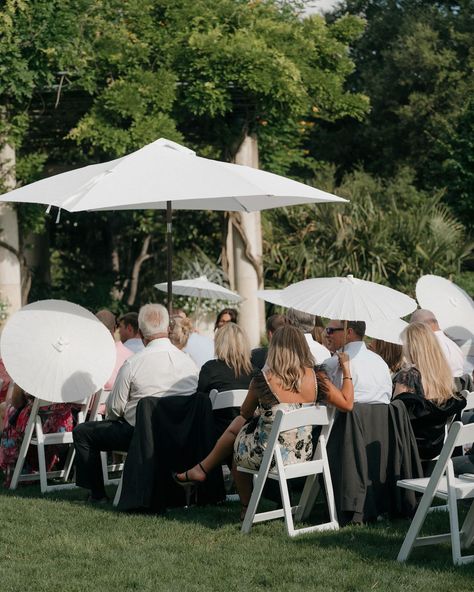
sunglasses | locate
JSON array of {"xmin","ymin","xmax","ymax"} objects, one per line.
[{"xmin": 325, "ymin": 327, "xmax": 345, "ymax": 336}]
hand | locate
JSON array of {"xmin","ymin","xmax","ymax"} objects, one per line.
[{"xmin": 337, "ymin": 352, "xmax": 350, "ymax": 371}]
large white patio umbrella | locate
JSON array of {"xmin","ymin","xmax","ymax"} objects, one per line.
[
  {"xmin": 365, "ymin": 318, "xmax": 408, "ymax": 345},
  {"xmin": 280, "ymin": 275, "xmax": 417, "ymax": 322},
  {"xmin": 0, "ymin": 138, "xmax": 347, "ymax": 309},
  {"xmin": 1, "ymin": 300, "xmax": 115, "ymax": 403}
]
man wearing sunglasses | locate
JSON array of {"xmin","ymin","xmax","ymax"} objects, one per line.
[{"xmin": 322, "ymin": 320, "xmax": 392, "ymax": 405}]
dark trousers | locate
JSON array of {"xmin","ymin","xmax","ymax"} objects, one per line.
[{"xmin": 73, "ymin": 419, "xmax": 134, "ymax": 498}]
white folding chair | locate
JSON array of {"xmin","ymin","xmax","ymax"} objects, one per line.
[
  {"xmin": 209, "ymin": 389, "xmax": 248, "ymax": 410},
  {"xmin": 461, "ymin": 390, "xmax": 474, "ymax": 419},
  {"xmin": 88, "ymin": 389, "xmax": 124, "ymax": 486},
  {"xmin": 210, "ymin": 389, "xmax": 248, "ymax": 498},
  {"xmin": 397, "ymin": 421, "xmax": 474, "ymax": 565},
  {"xmin": 239, "ymin": 405, "xmax": 338, "ymax": 537},
  {"xmin": 9, "ymin": 393, "xmax": 90, "ymax": 493}
]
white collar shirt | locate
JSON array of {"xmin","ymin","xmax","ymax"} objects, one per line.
[
  {"xmin": 304, "ymin": 333, "xmax": 331, "ymax": 365},
  {"xmin": 434, "ymin": 331, "xmax": 465, "ymax": 378},
  {"xmin": 106, "ymin": 337, "xmax": 199, "ymax": 426},
  {"xmin": 322, "ymin": 341, "xmax": 392, "ymax": 405},
  {"xmin": 124, "ymin": 337, "xmax": 145, "ymax": 354}
]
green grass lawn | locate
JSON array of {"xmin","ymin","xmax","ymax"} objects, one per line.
[{"xmin": 1, "ymin": 482, "xmax": 474, "ymax": 592}]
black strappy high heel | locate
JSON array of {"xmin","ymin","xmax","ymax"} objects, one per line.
[{"xmin": 171, "ymin": 463, "xmax": 208, "ymax": 506}]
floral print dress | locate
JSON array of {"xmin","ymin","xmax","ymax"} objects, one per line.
[
  {"xmin": 0, "ymin": 396, "xmax": 75, "ymax": 486},
  {"xmin": 234, "ymin": 368, "xmax": 322, "ymax": 471}
]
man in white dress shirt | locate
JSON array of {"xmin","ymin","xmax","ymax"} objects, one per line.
[
  {"xmin": 287, "ymin": 308, "xmax": 331, "ymax": 364},
  {"xmin": 410, "ymin": 309, "xmax": 465, "ymax": 378},
  {"xmin": 323, "ymin": 320, "xmax": 392, "ymax": 405},
  {"xmin": 73, "ymin": 303, "xmax": 199, "ymax": 502}
]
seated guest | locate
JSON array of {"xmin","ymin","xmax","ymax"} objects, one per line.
[
  {"xmin": 169, "ymin": 315, "xmax": 194, "ymax": 351},
  {"xmin": 174, "ymin": 325, "xmax": 354, "ymax": 521},
  {"xmin": 369, "ymin": 339, "xmax": 403, "ymax": 376},
  {"xmin": 323, "ymin": 320, "xmax": 392, "ymax": 404},
  {"xmin": 251, "ymin": 314, "xmax": 288, "ymax": 370},
  {"xmin": 198, "ymin": 323, "xmax": 255, "ymax": 435},
  {"xmin": 410, "ymin": 309, "xmax": 465, "ymax": 377},
  {"xmin": 117, "ymin": 312, "xmax": 145, "ymax": 354},
  {"xmin": 214, "ymin": 308, "xmax": 238, "ymax": 331},
  {"xmin": 393, "ymin": 322, "xmax": 466, "ymax": 466},
  {"xmin": 287, "ymin": 308, "xmax": 331, "ymax": 363},
  {"xmin": 96, "ymin": 309, "xmax": 133, "ymax": 391},
  {"xmin": 73, "ymin": 303, "xmax": 199, "ymax": 503},
  {"xmin": 170, "ymin": 309, "xmax": 215, "ymax": 368},
  {"xmin": 0, "ymin": 384, "xmax": 75, "ymax": 487}
]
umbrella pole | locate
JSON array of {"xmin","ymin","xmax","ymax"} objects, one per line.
[
  {"xmin": 342, "ymin": 320, "xmax": 348, "ymax": 353},
  {"xmin": 166, "ymin": 201, "xmax": 173, "ymax": 314}
]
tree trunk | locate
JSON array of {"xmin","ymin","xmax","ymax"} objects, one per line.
[
  {"xmin": 0, "ymin": 134, "xmax": 22, "ymax": 318},
  {"xmin": 126, "ymin": 235, "xmax": 152, "ymax": 306},
  {"xmin": 225, "ymin": 134, "xmax": 265, "ymax": 347}
]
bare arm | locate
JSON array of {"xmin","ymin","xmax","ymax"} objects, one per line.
[
  {"xmin": 11, "ymin": 384, "xmax": 27, "ymax": 408},
  {"xmin": 317, "ymin": 352, "xmax": 354, "ymax": 412},
  {"xmin": 239, "ymin": 378, "xmax": 260, "ymax": 420}
]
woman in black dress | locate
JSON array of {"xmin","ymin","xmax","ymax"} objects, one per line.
[
  {"xmin": 198, "ymin": 322, "xmax": 255, "ymax": 435},
  {"xmin": 393, "ymin": 322, "xmax": 466, "ymax": 470}
]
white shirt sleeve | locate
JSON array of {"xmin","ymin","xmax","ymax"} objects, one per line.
[{"xmin": 106, "ymin": 360, "xmax": 132, "ymax": 421}]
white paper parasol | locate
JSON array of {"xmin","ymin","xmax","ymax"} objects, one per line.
[
  {"xmin": 280, "ymin": 275, "xmax": 417, "ymax": 322},
  {"xmin": 154, "ymin": 275, "xmax": 241, "ymax": 302},
  {"xmin": 0, "ymin": 300, "xmax": 116, "ymax": 403},
  {"xmin": 256, "ymin": 289, "xmax": 285, "ymax": 307},
  {"xmin": 365, "ymin": 318, "xmax": 408, "ymax": 345},
  {"xmin": 416, "ymin": 274, "xmax": 474, "ymax": 361}
]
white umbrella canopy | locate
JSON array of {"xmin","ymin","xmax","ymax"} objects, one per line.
[
  {"xmin": 365, "ymin": 318, "xmax": 409, "ymax": 345},
  {"xmin": 416, "ymin": 274, "xmax": 474, "ymax": 362},
  {"xmin": 256, "ymin": 289, "xmax": 285, "ymax": 307},
  {"xmin": 280, "ymin": 275, "xmax": 417, "ymax": 322},
  {"xmin": 0, "ymin": 138, "xmax": 347, "ymax": 308},
  {"xmin": 154, "ymin": 275, "xmax": 241, "ymax": 302},
  {"xmin": 1, "ymin": 138, "xmax": 347, "ymax": 212},
  {"xmin": 0, "ymin": 300, "xmax": 116, "ymax": 403}
]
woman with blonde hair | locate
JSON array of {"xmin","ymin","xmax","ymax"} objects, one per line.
[
  {"xmin": 197, "ymin": 323, "xmax": 255, "ymax": 435},
  {"xmin": 174, "ymin": 325, "xmax": 354, "ymax": 521},
  {"xmin": 169, "ymin": 316, "xmax": 194, "ymax": 351},
  {"xmin": 393, "ymin": 322, "xmax": 466, "ymax": 464}
]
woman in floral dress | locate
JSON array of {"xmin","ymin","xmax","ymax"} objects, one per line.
[
  {"xmin": 0, "ymin": 384, "xmax": 75, "ymax": 486},
  {"xmin": 175, "ymin": 325, "xmax": 354, "ymax": 520}
]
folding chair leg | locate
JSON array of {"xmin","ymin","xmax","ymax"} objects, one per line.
[
  {"xmin": 35, "ymin": 416, "xmax": 48, "ymax": 494},
  {"xmin": 397, "ymin": 487, "xmax": 437, "ymax": 562},
  {"xmin": 62, "ymin": 446, "xmax": 76, "ymax": 482},
  {"xmin": 113, "ymin": 474, "xmax": 123, "ymax": 507},
  {"xmin": 461, "ymin": 501, "xmax": 474, "ymax": 549},
  {"xmin": 241, "ymin": 462, "xmax": 272, "ymax": 534},
  {"xmin": 10, "ymin": 399, "xmax": 40, "ymax": 490},
  {"xmin": 278, "ymin": 466, "xmax": 296, "ymax": 536}
]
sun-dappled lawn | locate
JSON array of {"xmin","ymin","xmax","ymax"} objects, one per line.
[{"xmin": 1, "ymin": 482, "xmax": 474, "ymax": 592}]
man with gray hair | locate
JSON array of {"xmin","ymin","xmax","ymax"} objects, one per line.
[
  {"xmin": 287, "ymin": 308, "xmax": 330, "ymax": 363},
  {"xmin": 73, "ymin": 303, "xmax": 199, "ymax": 502},
  {"xmin": 410, "ymin": 308, "xmax": 465, "ymax": 377}
]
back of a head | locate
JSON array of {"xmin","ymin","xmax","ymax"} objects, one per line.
[
  {"xmin": 370, "ymin": 339, "xmax": 403, "ymax": 373},
  {"xmin": 401, "ymin": 322, "xmax": 453, "ymax": 402},
  {"xmin": 169, "ymin": 317, "xmax": 194, "ymax": 350},
  {"xmin": 410, "ymin": 309, "xmax": 438, "ymax": 329},
  {"xmin": 138, "ymin": 304, "xmax": 169, "ymax": 340},
  {"xmin": 266, "ymin": 325, "xmax": 314, "ymax": 392},
  {"xmin": 266, "ymin": 314, "xmax": 289, "ymax": 335},
  {"xmin": 119, "ymin": 311, "xmax": 139, "ymax": 333},
  {"xmin": 287, "ymin": 308, "xmax": 315, "ymax": 334},
  {"xmin": 344, "ymin": 320, "xmax": 366, "ymax": 340},
  {"xmin": 214, "ymin": 322, "xmax": 252, "ymax": 376},
  {"xmin": 96, "ymin": 309, "xmax": 116, "ymax": 336}
]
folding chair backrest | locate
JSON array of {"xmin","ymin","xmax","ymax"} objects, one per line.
[
  {"xmin": 88, "ymin": 389, "xmax": 110, "ymax": 421},
  {"xmin": 461, "ymin": 390, "xmax": 474, "ymax": 412},
  {"xmin": 210, "ymin": 389, "xmax": 247, "ymax": 410},
  {"xmin": 278, "ymin": 405, "xmax": 329, "ymax": 432}
]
